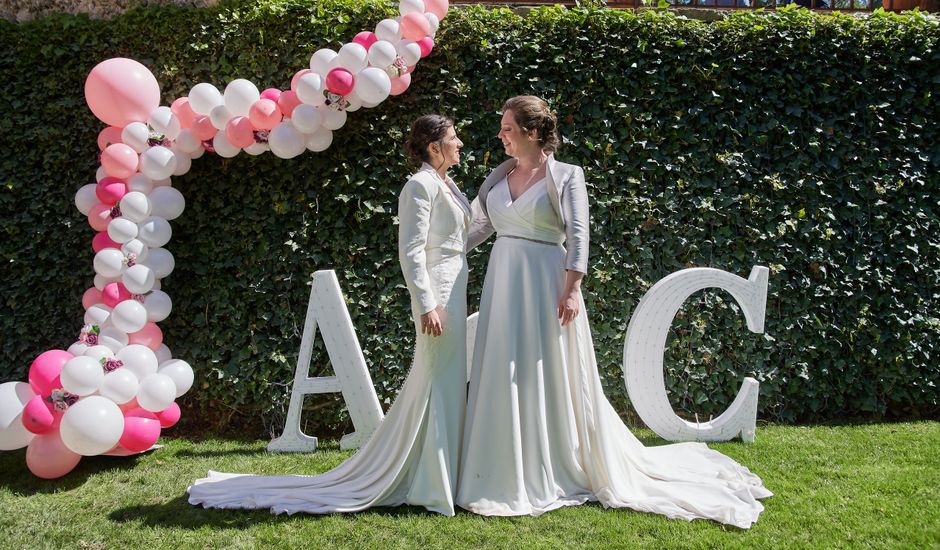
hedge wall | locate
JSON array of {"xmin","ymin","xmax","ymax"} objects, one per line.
[{"xmin": 0, "ymin": 1, "xmax": 937, "ymax": 437}]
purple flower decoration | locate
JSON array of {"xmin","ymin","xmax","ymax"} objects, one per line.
[
  {"xmin": 48, "ymin": 389, "xmax": 80, "ymax": 412},
  {"xmin": 386, "ymin": 57, "xmax": 408, "ymax": 79},
  {"xmin": 78, "ymin": 324, "xmax": 100, "ymax": 345},
  {"xmin": 124, "ymin": 253, "xmax": 137, "ymax": 268},
  {"xmin": 110, "ymin": 205, "xmax": 122, "ymax": 219},
  {"xmin": 133, "ymin": 293, "xmax": 147, "ymax": 304},
  {"xmin": 148, "ymin": 133, "xmax": 171, "ymax": 148},
  {"xmin": 253, "ymin": 130, "xmax": 270, "ymax": 144},
  {"xmin": 101, "ymin": 358, "xmax": 124, "ymax": 373},
  {"xmin": 202, "ymin": 140, "xmax": 216, "ymax": 154},
  {"xmin": 324, "ymin": 92, "xmax": 349, "ymax": 112}
]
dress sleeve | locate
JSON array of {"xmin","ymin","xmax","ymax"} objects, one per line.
[
  {"xmin": 398, "ymin": 178, "xmax": 438, "ymax": 314},
  {"xmin": 561, "ymin": 166, "xmax": 589, "ymax": 274},
  {"xmin": 466, "ymin": 195, "xmax": 495, "ymax": 252}
]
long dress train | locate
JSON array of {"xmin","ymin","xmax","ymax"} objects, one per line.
[{"xmin": 456, "ymin": 178, "xmax": 771, "ymax": 528}]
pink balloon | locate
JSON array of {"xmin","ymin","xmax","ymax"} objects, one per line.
[
  {"xmin": 101, "ymin": 144, "xmax": 139, "ymax": 179},
  {"xmin": 277, "ymin": 91, "xmax": 301, "ymax": 117},
  {"xmin": 326, "ymin": 68, "xmax": 355, "ymax": 96},
  {"xmin": 102, "ymin": 282, "xmax": 132, "ymax": 308},
  {"xmin": 170, "ymin": 97, "xmax": 196, "ymax": 129},
  {"xmin": 22, "ymin": 395, "xmax": 56, "ymax": 435},
  {"xmin": 400, "ymin": 12, "xmax": 430, "ymax": 41},
  {"xmin": 96, "ymin": 177, "xmax": 127, "ymax": 205},
  {"xmin": 260, "ymin": 88, "xmax": 282, "ymax": 102},
  {"xmin": 84, "ymin": 58, "xmax": 161, "ymax": 127},
  {"xmin": 390, "ymin": 73, "xmax": 412, "ymax": 96},
  {"xmin": 291, "ymin": 69, "xmax": 312, "ymax": 94},
  {"xmin": 248, "ymin": 99, "xmax": 282, "ymax": 131},
  {"xmin": 82, "ymin": 287, "xmax": 103, "ymax": 309},
  {"xmin": 29, "ymin": 350, "xmax": 73, "ymax": 396},
  {"xmin": 27, "ymin": 430, "xmax": 82, "ymax": 479},
  {"xmin": 225, "ymin": 116, "xmax": 256, "ymax": 149},
  {"xmin": 120, "ymin": 409, "xmax": 161, "ymax": 453},
  {"xmin": 129, "ymin": 322, "xmax": 163, "ymax": 350},
  {"xmin": 156, "ymin": 402, "xmax": 181, "ymax": 428},
  {"xmin": 97, "ymin": 126, "xmax": 123, "ymax": 151},
  {"xmin": 92, "ymin": 230, "xmax": 120, "ymax": 252},
  {"xmin": 417, "ymin": 37, "xmax": 434, "ymax": 58},
  {"xmin": 191, "ymin": 116, "xmax": 218, "ymax": 141},
  {"xmin": 353, "ymin": 31, "xmax": 378, "ymax": 49},
  {"xmin": 425, "ymin": 0, "xmax": 449, "ymax": 19},
  {"xmin": 119, "ymin": 398, "xmax": 140, "ymax": 414}
]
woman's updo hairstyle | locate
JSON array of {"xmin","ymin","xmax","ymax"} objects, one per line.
[
  {"xmin": 502, "ymin": 95, "xmax": 560, "ymax": 153},
  {"xmin": 405, "ymin": 114, "xmax": 454, "ymax": 165}
]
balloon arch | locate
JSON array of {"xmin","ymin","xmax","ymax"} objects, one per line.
[{"xmin": 0, "ymin": 0, "xmax": 449, "ymax": 479}]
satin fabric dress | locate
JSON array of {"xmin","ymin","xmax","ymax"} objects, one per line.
[
  {"xmin": 456, "ymin": 177, "xmax": 771, "ymax": 528},
  {"xmin": 187, "ymin": 166, "xmax": 471, "ymax": 516}
]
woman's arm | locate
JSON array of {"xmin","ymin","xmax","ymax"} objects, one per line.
[
  {"xmin": 558, "ymin": 166, "xmax": 589, "ymax": 326},
  {"xmin": 466, "ymin": 195, "xmax": 495, "ymax": 252},
  {"xmin": 398, "ymin": 178, "xmax": 438, "ymax": 316}
]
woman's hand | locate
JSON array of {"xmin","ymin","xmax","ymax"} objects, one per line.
[
  {"xmin": 421, "ymin": 305, "xmax": 445, "ymax": 337},
  {"xmin": 557, "ymin": 288, "xmax": 581, "ymax": 327}
]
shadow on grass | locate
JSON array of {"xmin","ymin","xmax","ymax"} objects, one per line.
[
  {"xmin": 0, "ymin": 449, "xmax": 142, "ymax": 496},
  {"xmin": 171, "ymin": 447, "xmax": 271, "ymax": 459}
]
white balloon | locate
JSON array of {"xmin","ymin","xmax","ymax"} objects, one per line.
[
  {"xmin": 400, "ymin": 0, "xmax": 425, "ymax": 15},
  {"xmin": 375, "ymin": 19, "xmax": 401, "ymax": 43},
  {"xmin": 60, "ymin": 396, "xmax": 124, "ymax": 456},
  {"xmin": 148, "ymin": 106, "xmax": 181, "ymax": 140},
  {"xmin": 268, "ymin": 122, "xmax": 306, "ymax": 159},
  {"xmin": 155, "ymin": 344, "xmax": 173, "ymax": 364},
  {"xmin": 172, "ymin": 152, "xmax": 191, "ymax": 176},
  {"xmin": 143, "ymin": 248, "xmax": 174, "ymax": 279},
  {"xmin": 367, "ymin": 40, "xmax": 398, "ymax": 69},
  {"xmin": 111, "ymin": 300, "xmax": 148, "ymax": 333},
  {"xmin": 107, "ymin": 217, "xmax": 139, "ymax": 244},
  {"xmin": 159, "ymin": 359, "xmax": 194, "ymax": 397},
  {"xmin": 117, "ymin": 344, "xmax": 159, "ymax": 381},
  {"xmin": 290, "ymin": 104, "xmax": 323, "ymax": 134},
  {"xmin": 143, "ymin": 290, "xmax": 173, "ymax": 322},
  {"xmin": 119, "ymin": 192, "xmax": 151, "ymax": 223},
  {"xmin": 175, "ymin": 128, "xmax": 202, "ymax": 155},
  {"xmin": 94, "ymin": 274, "xmax": 118, "ymax": 291},
  {"xmin": 244, "ymin": 142, "xmax": 269, "ymax": 156},
  {"xmin": 84, "ymin": 303, "xmax": 112, "ymax": 326},
  {"xmin": 61, "ymin": 356, "xmax": 104, "ymax": 396},
  {"xmin": 98, "ymin": 326, "xmax": 129, "ymax": 353},
  {"xmin": 224, "ymin": 79, "xmax": 260, "ymax": 117},
  {"xmin": 188, "ymin": 82, "xmax": 223, "ymax": 115},
  {"xmin": 137, "ymin": 216, "xmax": 172, "ymax": 248},
  {"xmin": 94, "ymin": 248, "xmax": 125, "ymax": 278},
  {"xmin": 189, "ymin": 145, "xmax": 205, "ymax": 159},
  {"xmin": 296, "ymin": 73, "xmax": 325, "ymax": 106},
  {"xmin": 427, "ymin": 12, "xmax": 440, "ymax": 38},
  {"xmin": 121, "ymin": 122, "xmax": 151, "ymax": 153},
  {"xmin": 121, "ymin": 239, "xmax": 149, "ymax": 264},
  {"xmin": 83, "ymin": 344, "xmax": 115, "ymax": 363},
  {"xmin": 151, "ymin": 279, "xmax": 162, "ymax": 291},
  {"xmin": 68, "ymin": 341, "xmax": 89, "ymax": 356},
  {"xmin": 96, "ymin": 166, "xmax": 108, "ymax": 182},
  {"xmin": 137, "ymin": 374, "xmax": 177, "ymax": 413},
  {"xmin": 353, "ymin": 67, "xmax": 392, "ymax": 105},
  {"xmin": 336, "ymin": 42, "xmax": 368, "ymax": 73},
  {"xmin": 0, "ymin": 382, "xmax": 36, "ymax": 451},
  {"xmin": 151, "ymin": 177, "xmax": 171, "ymax": 188},
  {"xmin": 306, "ymin": 128, "xmax": 334, "ymax": 152},
  {"xmin": 126, "ymin": 173, "xmax": 153, "ymax": 194},
  {"xmin": 75, "ymin": 184, "xmax": 99, "ymax": 215},
  {"xmin": 213, "ymin": 132, "xmax": 241, "ymax": 158},
  {"xmin": 122, "ymin": 264, "xmax": 156, "ymax": 294},
  {"xmin": 343, "ymin": 90, "xmax": 363, "ymax": 112},
  {"xmin": 321, "ymin": 107, "xmax": 348, "ymax": 131},
  {"xmin": 99, "ymin": 369, "xmax": 139, "ymax": 405},
  {"xmin": 397, "ymin": 40, "xmax": 421, "ymax": 67},
  {"xmin": 148, "ymin": 187, "xmax": 185, "ymax": 220},
  {"xmin": 140, "ymin": 146, "xmax": 178, "ymax": 181},
  {"xmin": 209, "ymin": 103, "xmax": 233, "ymax": 131},
  {"xmin": 309, "ymin": 48, "xmax": 338, "ymax": 75}
]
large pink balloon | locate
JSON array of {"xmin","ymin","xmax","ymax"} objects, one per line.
[
  {"xmin": 97, "ymin": 127, "xmax": 123, "ymax": 151},
  {"xmin": 326, "ymin": 68, "xmax": 355, "ymax": 96},
  {"xmin": 390, "ymin": 73, "xmax": 412, "ymax": 96},
  {"xmin": 352, "ymin": 31, "xmax": 378, "ymax": 49},
  {"xmin": 101, "ymin": 144, "xmax": 139, "ymax": 179},
  {"xmin": 85, "ymin": 58, "xmax": 161, "ymax": 127},
  {"xmin": 425, "ymin": 0, "xmax": 449, "ymax": 19},
  {"xmin": 120, "ymin": 408, "xmax": 161, "ymax": 453},
  {"xmin": 82, "ymin": 287, "xmax": 103, "ymax": 309},
  {"xmin": 96, "ymin": 177, "xmax": 127, "ymax": 205},
  {"xmin": 26, "ymin": 430, "xmax": 82, "ymax": 479},
  {"xmin": 156, "ymin": 402, "xmax": 181, "ymax": 428},
  {"xmin": 400, "ymin": 12, "xmax": 430, "ymax": 41},
  {"xmin": 248, "ymin": 99, "xmax": 281, "ymax": 131},
  {"xmin": 22, "ymin": 395, "xmax": 55, "ymax": 434},
  {"xmin": 417, "ymin": 37, "xmax": 434, "ymax": 58},
  {"xmin": 129, "ymin": 322, "xmax": 163, "ymax": 350},
  {"xmin": 29, "ymin": 350, "xmax": 73, "ymax": 396},
  {"xmin": 225, "ymin": 116, "xmax": 256, "ymax": 149},
  {"xmin": 277, "ymin": 91, "xmax": 301, "ymax": 117},
  {"xmin": 191, "ymin": 116, "xmax": 218, "ymax": 141},
  {"xmin": 170, "ymin": 97, "xmax": 196, "ymax": 128},
  {"xmin": 92, "ymin": 231, "xmax": 120, "ymax": 252}
]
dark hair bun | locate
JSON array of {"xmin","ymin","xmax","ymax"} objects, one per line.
[{"xmin": 405, "ymin": 114, "xmax": 454, "ymax": 165}]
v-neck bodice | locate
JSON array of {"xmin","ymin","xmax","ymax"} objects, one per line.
[{"xmin": 486, "ymin": 177, "xmax": 564, "ymax": 244}]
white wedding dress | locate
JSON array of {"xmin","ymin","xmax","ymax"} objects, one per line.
[
  {"xmin": 456, "ymin": 178, "xmax": 772, "ymax": 528},
  {"xmin": 188, "ymin": 167, "xmax": 470, "ymax": 516}
]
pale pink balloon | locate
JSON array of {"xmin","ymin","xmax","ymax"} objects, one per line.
[
  {"xmin": 22, "ymin": 395, "xmax": 55, "ymax": 435},
  {"xmin": 96, "ymin": 177, "xmax": 127, "ymax": 205},
  {"xmin": 84, "ymin": 58, "xmax": 161, "ymax": 127},
  {"xmin": 92, "ymin": 231, "xmax": 120, "ymax": 252},
  {"xmin": 97, "ymin": 126, "xmax": 124, "ymax": 151},
  {"xmin": 400, "ymin": 12, "xmax": 430, "ymax": 41},
  {"xmin": 277, "ymin": 91, "xmax": 301, "ymax": 116},
  {"xmin": 26, "ymin": 430, "xmax": 82, "ymax": 479},
  {"xmin": 82, "ymin": 287, "xmax": 103, "ymax": 309},
  {"xmin": 390, "ymin": 73, "xmax": 412, "ymax": 96},
  {"xmin": 102, "ymin": 282, "xmax": 132, "ymax": 308},
  {"xmin": 425, "ymin": 0, "xmax": 449, "ymax": 19},
  {"xmin": 353, "ymin": 31, "xmax": 378, "ymax": 49},
  {"xmin": 191, "ymin": 116, "xmax": 218, "ymax": 141},
  {"xmin": 129, "ymin": 322, "xmax": 163, "ymax": 350},
  {"xmin": 156, "ymin": 402, "xmax": 181, "ymax": 428},
  {"xmin": 248, "ymin": 99, "xmax": 282, "ymax": 130},
  {"xmin": 120, "ymin": 408, "xmax": 161, "ymax": 453},
  {"xmin": 170, "ymin": 97, "xmax": 197, "ymax": 128},
  {"xmin": 119, "ymin": 398, "xmax": 140, "ymax": 414},
  {"xmin": 291, "ymin": 69, "xmax": 312, "ymax": 94},
  {"xmin": 88, "ymin": 204, "xmax": 113, "ymax": 232},
  {"xmin": 260, "ymin": 88, "xmax": 282, "ymax": 102},
  {"xmin": 101, "ymin": 144, "xmax": 139, "ymax": 179},
  {"xmin": 28, "ymin": 350, "xmax": 73, "ymax": 396},
  {"xmin": 417, "ymin": 37, "xmax": 434, "ymax": 58},
  {"xmin": 225, "ymin": 116, "xmax": 256, "ymax": 149},
  {"xmin": 326, "ymin": 68, "xmax": 355, "ymax": 96}
]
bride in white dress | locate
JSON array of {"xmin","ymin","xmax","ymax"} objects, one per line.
[
  {"xmin": 188, "ymin": 115, "xmax": 472, "ymax": 516},
  {"xmin": 456, "ymin": 96, "xmax": 772, "ymax": 528}
]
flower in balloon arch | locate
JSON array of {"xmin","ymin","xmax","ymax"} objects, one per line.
[
  {"xmin": 324, "ymin": 92, "xmax": 349, "ymax": 112},
  {"xmin": 100, "ymin": 357, "xmax": 124, "ymax": 373},
  {"xmin": 123, "ymin": 252, "xmax": 137, "ymax": 267},
  {"xmin": 147, "ymin": 133, "xmax": 170, "ymax": 148},
  {"xmin": 78, "ymin": 324, "xmax": 100, "ymax": 345},
  {"xmin": 202, "ymin": 140, "xmax": 216, "ymax": 154},
  {"xmin": 47, "ymin": 388, "xmax": 80, "ymax": 412},
  {"xmin": 253, "ymin": 130, "xmax": 270, "ymax": 144},
  {"xmin": 110, "ymin": 205, "xmax": 122, "ymax": 219},
  {"xmin": 386, "ymin": 57, "xmax": 408, "ymax": 79},
  {"xmin": 132, "ymin": 293, "xmax": 147, "ymax": 304}
]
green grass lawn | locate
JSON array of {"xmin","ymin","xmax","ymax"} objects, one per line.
[{"xmin": 1, "ymin": 422, "xmax": 938, "ymax": 549}]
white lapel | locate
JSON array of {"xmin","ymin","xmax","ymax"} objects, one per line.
[{"xmin": 417, "ymin": 163, "xmax": 472, "ymax": 221}]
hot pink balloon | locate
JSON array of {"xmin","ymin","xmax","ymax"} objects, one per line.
[
  {"xmin": 260, "ymin": 88, "xmax": 282, "ymax": 102},
  {"xmin": 170, "ymin": 97, "xmax": 197, "ymax": 128},
  {"xmin": 425, "ymin": 0, "xmax": 449, "ymax": 19},
  {"xmin": 277, "ymin": 91, "xmax": 301, "ymax": 117},
  {"xmin": 129, "ymin": 322, "xmax": 163, "ymax": 350},
  {"xmin": 225, "ymin": 116, "xmax": 256, "ymax": 149},
  {"xmin": 120, "ymin": 408, "xmax": 161, "ymax": 453},
  {"xmin": 248, "ymin": 99, "xmax": 282, "ymax": 131},
  {"xmin": 353, "ymin": 31, "xmax": 378, "ymax": 49},
  {"xmin": 291, "ymin": 69, "xmax": 312, "ymax": 94},
  {"xmin": 390, "ymin": 73, "xmax": 412, "ymax": 96},
  {"xmin": 82, "ymin": 287, "xmax": 103, "ymax": 309},
  {"xmin": 96, "ymin": 177, "xmax": 127, "ymax": 205},
  {"xmin": 84, "ymin": 58, "xmax": 161, "ymax": 127},
  {"xmin": 101, "ymin": 143, "xmax": 139, "ymax": 179},
  {"xmin": 29, "ymin": 350, "xmax": 73, "ymax": 396},
  {"xmin": 191, "ymin": 116, "xmax": 218, "ymax": 141},
  {"xmin": 156, "ymin": 402, "xmax": 181, "ymax": 428},
  {"xmin": 97, "ymin": 126, "xmax": 123, "ymax": 151},
  {"xmin": 400, "ymin": 12, "xmax": 431, "ymax": 41},
  {"xmin": 88, "ymin": 204, "xmax": 113, "ymax": 232},
  {"xmin": 417, "ymin": 37, "xmax": 434, "ymax": 58},
  {"xmin": 22, "ymin": 395, "xmax": 56, "ymax": 435},
  {"xmin": 92, "ymin": 230, "xmax": 120, "ymax": 252},
  {"xmin": 326, "ymin": 68, "xmax": 355, "ymax": 96},
  {"xmin": 102, "ymin": 282, "xmax": 132, "ymax": 308}
]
